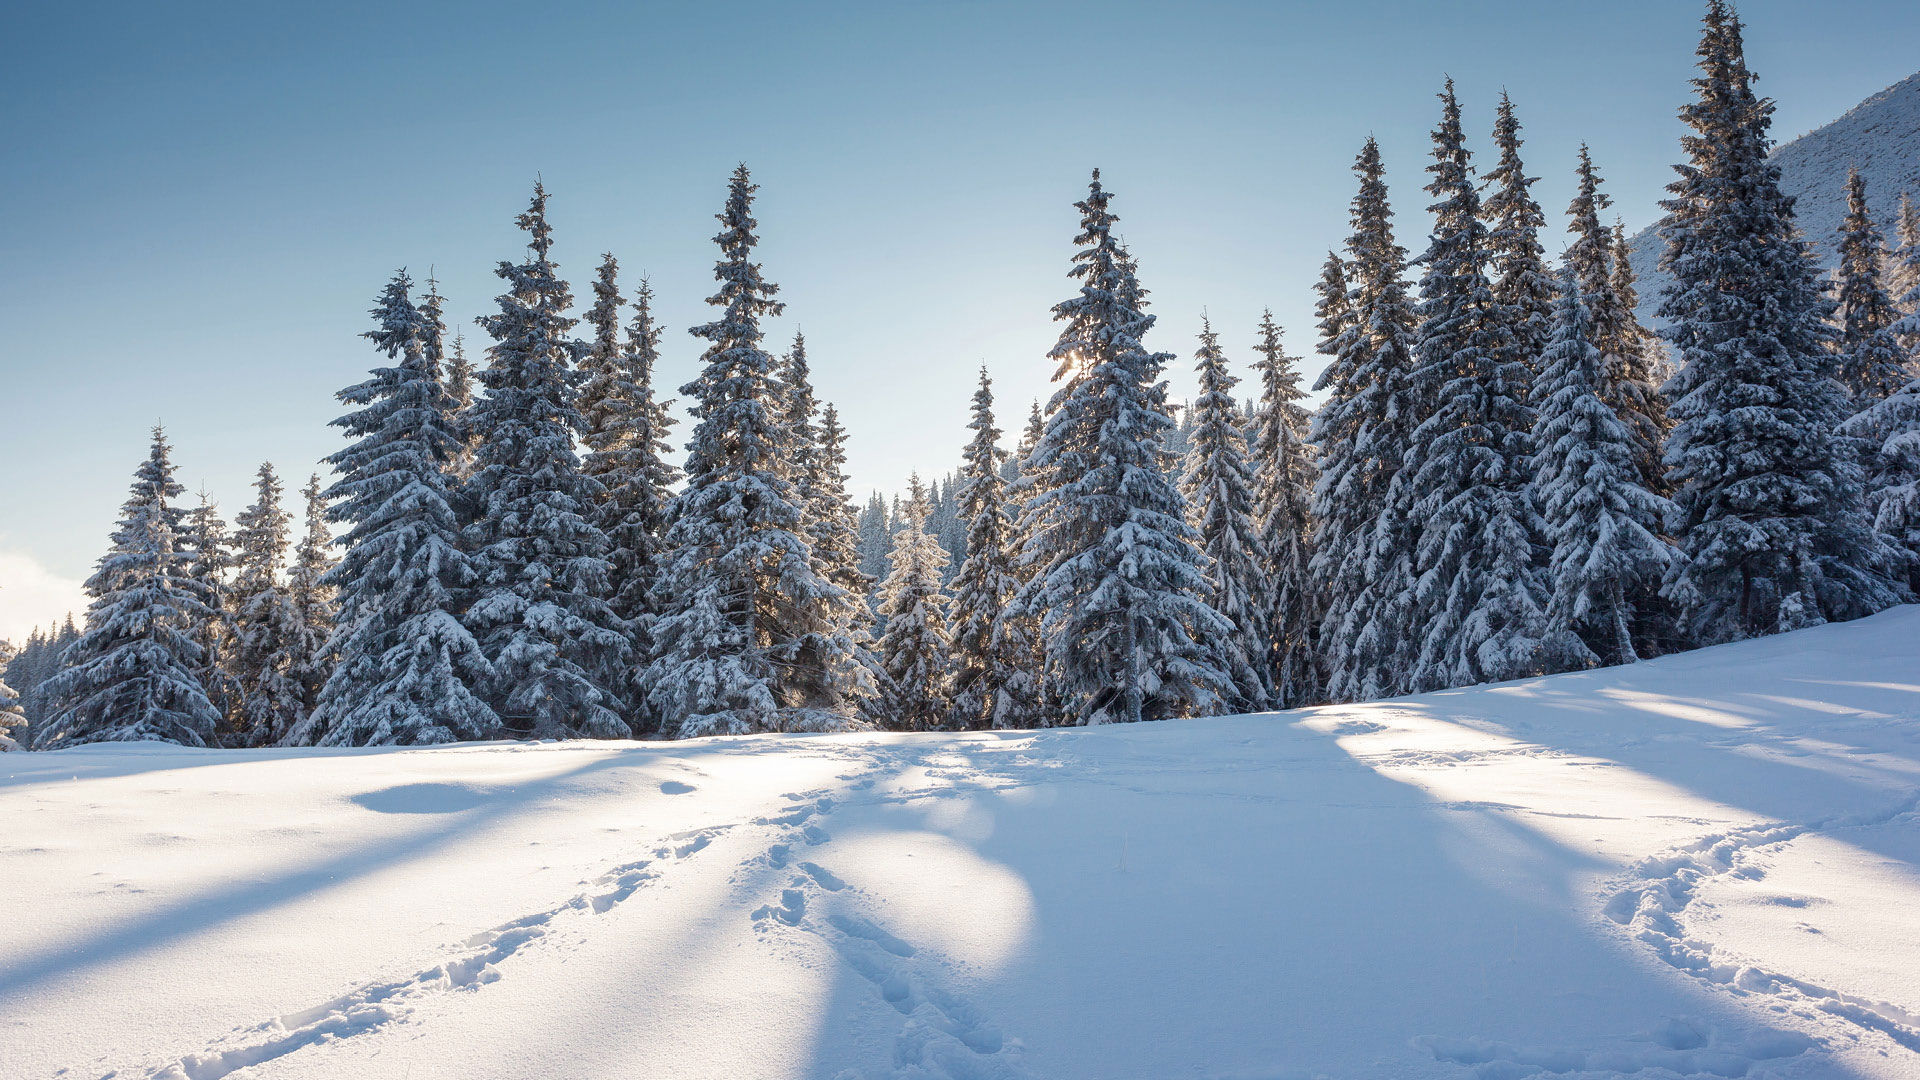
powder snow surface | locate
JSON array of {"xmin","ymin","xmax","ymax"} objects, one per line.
[{"xmin": 4, "ymin": 609, "xmax": 1920, "ymax": 1080}]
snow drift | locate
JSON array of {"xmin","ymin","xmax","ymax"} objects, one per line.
[{"xmin": 3, "ymin": 607, "xmax": 1919, "ymax": 1079}]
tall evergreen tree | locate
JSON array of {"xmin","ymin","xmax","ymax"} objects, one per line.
[
  {"xmin": 0, "ymin": 638, "xmax": 25, "ymax": 750},
  {"xmin": 180, "ymin": 491, "xmax": 240, "ymax": 729},
  {"xmin": 1657, "ymin": 2, "xmax": 1905, "ymax": 639},
  {"xmin": 1842, "ymin": 370, "xmax": 1920, "ymax": 590},
  {"xmin": 285, "ymin": 474, "xmax": 335, "ymax": 729},
  {"xmin": 1248, "ymin": 310, "xmax": 1318, "ymax": 707},
  {"xmin": 1834, "ymin": 168, "xmax": 1908, "ymax": 403},
  {"xmin": 643, "ymin": 165, "xmax": 865, "ymax": 736},
  {"xmin": 1482, "ymin": 91, "xmax": 1555, "ymax": 393},
  {"xmin": 1567, "ymin": 146, "xmax": 1669, "ymax": 499},
  {"xmin": 856, "ymin": 491, "xmax": 892, "ymax": 590},
  {"xmin": 873, "ymin": 475, "xmax": 953, "ymax": 730},
  {"xmin": 1013, "ymin": 171, "xmax": 1232, "ymax": 725},
  {"xmin": 291, "ymin": 272, "xmax": 497, "ymax": 746},
  {"xmin": 466, "ymin": 184, "xmax": 631, "ymax": 738},
  {"xmin": 1400, "ymin": 81, "xmax": 1548, "ymax": 691},
  {"xmin": 229, "ymin": 463, "xmax": 304, "ymax": 745},
  {"xmin": 1309, "ymin": 142, "xmax": 1423, "ymax": 702},
  {"xmin": 812, "ymin": 405, "xmax": 873, "ymax": 604},
  {"xmin": 1534, "ymin": 274, "xmax": 1678, "ymax": 668},
  {"xmin": 1181, "ymin": 316, "xmax": 1273, "ymax": 711},
  {"xmin": 947, "ymin": 369, "xmax": 1024, "ymax": 729},
  {"xmin": 1889, "ymin": 191, "xmax": 1920, "ymax": 361},
  {"xmin": 35, "ymin": 428, "xmax": 222, "ymax": 748}
]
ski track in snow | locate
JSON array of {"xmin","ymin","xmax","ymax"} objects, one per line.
[
  {"xmin": 108, "ymin": 826, "xmax": 725, "ymax": 1080},
  {"xmin": 1601, "ymin": 791, "xmax": 1920, "ymax": 1056}
]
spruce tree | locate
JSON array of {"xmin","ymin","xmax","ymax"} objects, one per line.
[
  {"xmin": 1180, "ymin": 316, "xmax": 1273, "ymax": 711},
  {"xmin": 1889, "ymin": 191, "xmax": 1920, "ymax": 361},
  {"xmin": 1658, "ymin": 2, "xmax": 1906, "ymax": 639},
  {"xmin": 1842, "ymin": 371, "xmax": 1920, "ymax": 590},
  {"xmin": 229, "ymin": 462, "xmax": 304, "ymax": 746},
  {"xmin": 1014, "ymin": 171, "xmax": 1232, "ymax": 724},
  {"xmin": 812, "ymin": 404, "xmax": 873, "ymax": 604},
  {"xmin": 466, "ymin": 184, "xmax": 631, "ymax": 738},
  {"xmin": 1248, "ymin": 310, "xmax": 1318, "ymax": 707},
  {"xmin": 1834, "ymin": 168, "xmax": 1908, "ymax": 403},
  {"xmin": 856, "ymin": 492, "xmax": 892, "ymax": 589},
  {"xmin": 1534, "ymin": 274, "xmax": 1678, "ymax": 667},
  {"xmin": 1482, "ymin": 91, "xmax": 1555, "ymax": 393},
  {"xmin": 873, "ymin": 475, "xmax": 953, "ymax": 730},
  {"xmin": 35, "ymin": 428, "xmax": 222, "ymax": 748},
  {"xmin": 286, "ymin": 474, "xmax": 335, "ymax": 730},
  {"xmin": 779, "ymin": 336, "xmax": 875, "ymax": 676},
  {"xmin": 1, "ymin": 639, "xmax": 28, "ymax": 750},
  {"xmin": 291, "ymin": 272, "xmax": 497, "ymax": 747},
  {"xmin": 1308, "ymin": 141, "xmax": 1423, "ymax": 702},
  {"xmin": 643, "ymin": 165, "xmax": 865, "ymax": 736},
  {"xmin": 1401, "ymin": 81, "xmax": 1548, "ymax": 691},
  {"xmin": 181, "ymin": 491, "xmax": 240, "ymax": 730},
  {"xmin": 1568, "ymin": 146, "xmax": 1668, "ymax": 498},
  {"xmin": 947, "ymin": 369, "xmax": 1024, "ymax": 729},
  {"xmin": 992, "ymin": 397, "xmax": 1051, "ymax": 726},
  {"xmin": 578, "ymin": 260, "xmax": 681, "ymax": 730}
]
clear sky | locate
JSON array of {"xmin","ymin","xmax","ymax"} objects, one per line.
[{"xmin": 4, "ymin": 0, "xmax": 1918, "ymax": 639}]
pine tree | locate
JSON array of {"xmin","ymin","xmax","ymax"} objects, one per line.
[
  {"xmin": 229, "ymin": 463, "xmax": 304, "ymax": 745},
  {"xmin": 286, "ymin": 474, "xmax": 335, "ymax": 729},
  {"xmin": 1400, "ymin": 81, "xmax": 1548, "ymax": 691},
  {"xmin": 1180, "ymin": 316, "xmax": 1273, "ymax": 711},
  {"xmin": 1568, "ymin": 146, "xmax": 1669, "ymax": 499},
  {"xmin": 445, "ymin": 330, "xmax": 479, "ymax": 477},
  {"xmin": 1482, "ymin": 91, "xmax": 1555, "ymax": 394},
  {"xmin": 1658, "ymin": 2, "xmax": 1906, "ymax": 640},
  {"xmin": 1842, "ymin": 371, "xmax": 1920, "ymax": 589},
  {"xmin": 812, "ymin": 405, "xmax": 873, "ymax": 603},
  {"xmin": 946, "ymin": 369, "xmax": 1023, "ymax": 729},
  {"xmin": 1248, "ymin": 310, "xmax": 1318, "ymax": 707},
  {"xmin": 578, "ymin": 259, "xmax": 681, "ymax": 732},
  {"xmin": 643, "ymin": 165, "xmax": 866, "ymax": 736},
  {"xmin": 779, "ymin": 335, "xmax": 876, "ymax": 673},
  {"xmin": 178, "ymin": 490, "xmax": 240, "ymax": 730},
  {"xmin": 0, "ymin": 639, "xmax": 27, "ymax": 750},
  {"xmin": 290, "ymin": 271, "xmax": 497, "ymax": 746},
  {"xmin": 856, "ymin": 491, "xmax": 892, "ymax": 589},
  {"xmin": 1309, "ymin": 140, "xmax": 1423, "ymax": 702},
  {"xmin": 1834, "ymin": 168, "xmax": 1908, "ymax": 403},
  {"xmin": 1889, "ymin": 191, "xmax": 1920, "ymax": 361},
  {"xmin": 1014, "ymin": 171, "xmax": 1232, "ymax": 724},
  {"xmin": 1534, "ymin": 274, "xmax": 1678, "ymax": 667},
  {"xmin": 35, "ymin": 428, "xmax": 222, "ymax": 748},
  {"xmin": 873, "ymin": 475, "xmax": 953, "ymax": 730},
  {"xmin": 466, "ymin": 184, "xmax": 631, "ymax": 738}
]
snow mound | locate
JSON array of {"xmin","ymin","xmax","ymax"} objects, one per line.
[{"xmin": 4, "ymin": 608, "xmax": 1920, "ymax": 1079}]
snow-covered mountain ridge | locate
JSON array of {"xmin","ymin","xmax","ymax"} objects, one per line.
[
  {"xmin": 1627, "ymin": 70, "xmax": 1920, "ymax": 327},
  {"xmin": 4, "ymin": 607, "xmax": 1919, "ymax": 1079}
]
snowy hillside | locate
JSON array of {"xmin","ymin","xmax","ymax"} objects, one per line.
[
  {"xmin": 4, "ymin": 610, "xmax": 1920, "ymax": 1080},
  {"xmin": 1626, "ymin": 70, "xmax": 1920, "ymax": 328}
]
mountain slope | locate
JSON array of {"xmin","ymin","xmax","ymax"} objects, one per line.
[
  {"xmin": 3, "ymin": 609, "xmax": 1919, "ymax": 1079},
  {"xmin": 1627, "ymin": 70, "xmax": 1920, "ymax": 328}
]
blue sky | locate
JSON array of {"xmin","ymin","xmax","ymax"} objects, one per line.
[{"xmin": 4, "ymin": 0, "xmax": 1918, "ymax": 637}]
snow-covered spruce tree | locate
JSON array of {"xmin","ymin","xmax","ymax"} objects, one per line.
[
  {"xmin": 1534, "ymin": 274, "xmax": 1678, "ymax": 667},
  {"xmin": 1308, "ymin": 141, "xmax": 1425, "ymax": 702},
  {"xmin": 643, "ymin": 165, "xmax": 865, "ymax": 736},
  {"xmin": 856, "ymin": 492, "xmax": 892, "ymax": 591},
  {"xmin": 289, "ymin": 271, "xmax": 497, "ymax": 747},
  {"xmin": 1834, "ymin": 168, "xmax": 1908, "ymax": 403},
  {"xmin": 1180, "ymin": 316, "xmax": 1274, "ymax": 711},
  {"xmin": 1657, "ymin": 2, "xmax": 1906, "ymax": 640},
  {"xmin": 779, "ymin": 335, "xmax": 876, "ymax": 670},
  {"xmin": 1890, "ymin": 191, "xmax": 1920, "ymax": 361},
  {"xmin": 578, "ymin": 258, "xmax": 681, "ymax": 732},
  {"xmin": 779, "ymin": 331, "xmax": 821, "ymax": 510},
  {"xmin": 1400, "ymin": 81, "xmax": 1549, "ymax": 692},
  {"xmin": 811, "ymin": 404, "xmax": 874, "ymax": 604},
  {"xmin": 35, "ymin": 428, "xmax": 221, "ymax": 748},
  {"xmin": 1248, "ymin": 310, "xmax": 1319, "ymax": 708},
  {"xmin": 1842, "ymin": 371, "xmax": 1920, "ymax": 589},
  {"xmin": 1014, "ymin": 171, "xmax": 1232, "ymax": 725},
  {"xmin": 1567, "ymin": 146, "xmax": 1668, "ymax": 499},
  {"xmin": 988, "ymin": 397, "xmax": 1051, "ymax": 727},
  {"xmin": 228, "ymin": 462, "xmax": 305, "ymax": 746},
  {"xmin": 179, "ymin": 490, "xmax": 240, "ymax": 729},
  {"xmin": 465, "ymin": 184, "xmax": 631, "ymax": 738},
  {"xmin": 0, "ymin": 639, "xmax": 28, "ymax": 750},
  {"xmin": 418, "ymin": 274, "xmax": 468, "ymax": 455},
  {"xmin": 444, "ymin": 330, "xmax": 479, "ymax": 477},
  {"xmin": 873, "ymin": 475, "xmax": 953, "ymax": 730},
  {"xmin": 947, "ymin": 368, "xmax": 1023, "ymax": 730},
  {"xmin": 1482, "ymin": 91, "xmax": 1555, "ymax": 395},
  {"xmin": 285, "ymin": 474, "xmax": 335, "ymax": 730}
]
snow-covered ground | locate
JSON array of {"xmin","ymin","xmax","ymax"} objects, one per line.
[{"xmin": 4, "ymin": 610, "xmax": 1919, "ymax": 1080}]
